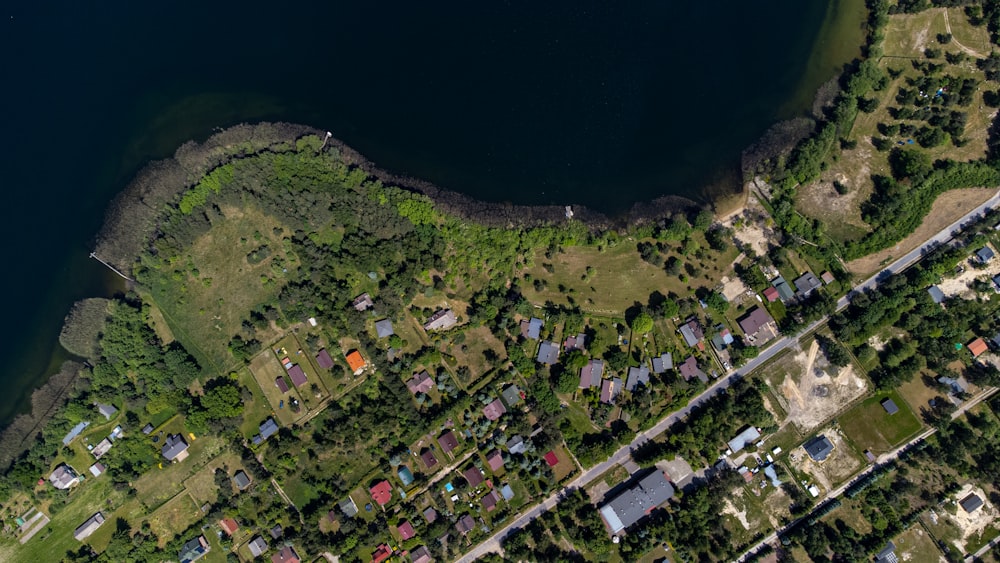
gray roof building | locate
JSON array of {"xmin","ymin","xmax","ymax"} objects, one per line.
[
  {"xmin": 727, "ymin": 426, "xmax": 761, "ymax": 454},
  {"xmin": 73, "ymin": 512, "xmax": 105, "ymax": 541},
  {"xmin": 501, "ymin": 384, "xmax": 522, "ymax": 407},
  {"xmin": 50, "ymin": 464, "xmax": 80, "ymax": 490},
  {"xmin": 977, "ymin": 246, "xmax": 995, "ymax": 263},
  {"xmin": 598, "ymin": 471, "xmax": 675, "ymax": 534},
  {"xmin": 233, "ymin": 470, "xmax": 251, "ymax": 490},
  {"xmin": 579, "ymin": 359, "xmax": 604, "ymax": 389},
  {"xmin": 95, "ymin": 403, "xmax": 117, "ymax": 420},
  {"xmin": 679, "ymin": 320, "xmax": 704, "ymax": 348},
  {"xmin": 875, "ymin": 541, "xmax": 898, "ymax": 563},
  {"xmin": 178, "ymin": 535, "xmax": 210, "ymax": 563},
  {"xmin": 651, "ymin": 353, "xmax": 673, "ymax": 374},
  {"xmin": 738, "ymin": 307, "xmax": 776, "ymax": 337},
  {"xmin": 772, "ymin": 276, "xmax": 795, "ymax": 301},
  {"xmin": 794, "ymin": 272, "xmax": 822, "ymax": 295},
  {"xmin": 161, "ymin": 434, "xmax": 190, "ymax": 462},
  {"xmin": 960, "ymin": 493, "xmax": 984, "ymax": 513},
  {"xmin": 928, "ymin": 285, "xmax": 946, "ymax": 304},
  {"xmin": 375, "ymin": 318, "xmax": 394, "ymax": 338},
  {"xmin": 804, "ymin": 435, "xmax": 834, "ymax": 462},
  {"xmin": 339, "ymin": 495, "xmax": 359, "ymax": 517},
  {"xmin": 506, "ymin": 435, "xmax": 526, "ymax": 455},
  {"xmin": 521, "ymin": 317, "xmax": 543, "ymax": 340},
  {"xmin": 142, "ymin": 423, "xmax": 154, "ymax": 435},
  {"xmin": 248, "ymin": 535, "xmax": 268, "ymax": 557},
  {"xmin": 881, "ymin": 398, "xmax": 899, "ymax": 415},
  {"xmin": 536, "ymin": 341, "xmax": 559, "ymax": 365},
  {"xmin": 625, "ymin": 366, "xmax": 650, "ymax": 392},
  {"xmin": 424, "ymin": 309, "xmax": 458, "ymax": 331}
]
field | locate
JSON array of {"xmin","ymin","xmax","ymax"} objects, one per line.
[
  {"xmin": 894, "ymin": 523, "xmax": 948, "ymax": 563},
  {"xmin": 237, "ymin": 368, "xmax": 277, "ymax": 439},
  {"xmin": 146, "ymin": 492, "xmax": 202, "ymax": 546},
  {"xmin": 795, "ymin": 6, "xmax": 998, "ymax": 257},
  {"xmin": 148, "ymin": 203, "xmax": 294, "ymax": 372},
  {"xmin": 439, "ymin": 326, "xmax": 507, "ymax": 389},
  {"xmin": 838, "ymin": 390, "xmax": 923, "ymax": 455},
  {"xmin": 521, "ymin": 238, "xmax": 739, "ymax": 315},
  {"xmin": 132, "ymin": 423, "xmax": 226, "ymax": 510},
  {"xmin": 248, "ymin": 349, "xmax": 306, "ymax": 426},
  {"xmin": 762, "ymin": 337, "xmax": 869, "ymax": 433}
]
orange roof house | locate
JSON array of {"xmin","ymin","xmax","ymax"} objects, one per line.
[
  {"xmin": 219, "ymin": 518, "xmax": 239, "ymax": 536},
  {"xmin": 969, "ymin": 337, "xmax": 988, "ymax": 358},
  {"xmin": 346, "ymin": 350, "xmax": 366, "ymax": 373}
]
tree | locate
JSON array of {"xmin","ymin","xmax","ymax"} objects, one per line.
[
  {"xmin": 630, "ymin": 313, "xmax": 654, "ymax": 335},
  {"xmin": 604, "ymin": 348, "xmax": 629, "ymax": 372},
  {"xmin": 693, "ymin": 208, "xmax": 714, "ymax": 231},
  {"xmin": 888, "ymin": 148, "xmax": 932, "ymax": 182}
]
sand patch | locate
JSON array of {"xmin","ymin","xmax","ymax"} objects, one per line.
[{"xmin": 937, "ymin": 247, "xmax": 1000, "ymax": 299}]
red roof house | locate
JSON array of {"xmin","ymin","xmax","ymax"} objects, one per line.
[
  {"xmin": 485, "ymin": 449, "xmax": 504, "ymax": 472},
  {"xmin": 346, "ymin": 350, "xmax": 366, "ymax": 373},
  {"xmin": 463, "ymin": 466, "xmax": 484, "ymax": 488},
  {"xmin": 370, "ymin": 480, "xmax": 392, "ymax": 507},
  {"xmin": 270, "ymin": 545, "xmax": 300, "ymax": 563},
  {"xmin": 763, "ymin": 286, "xmax": 779, "ymax": 302},
  {"xmin": 397, "ymin": 519, "xmax": 416, "ymax": 540},
  {"xmin": 543, "ymin": 451, "xmax": 559, "ymax": 467},
  {"xmin": 372, "ymin": 544, "xmax": 392, "ymax": 563},
  {"xmin": 219, "ymin": 518, "xmax": 239, "ymax": 536},
  {"xmin": 406, "ymin": 371, "xmax": 435, "ymax": 395},
  {"xmin": 315, "ymin": 349, "xmax": 334, "ymax": 369},
  {"xmin": 969, "ymin": 337, "xmax": 989, "ymax": 358}
]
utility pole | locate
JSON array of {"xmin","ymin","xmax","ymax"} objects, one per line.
[{"xmin": 89, "ymin": 252, "xmax": 132, "ymax": 282}]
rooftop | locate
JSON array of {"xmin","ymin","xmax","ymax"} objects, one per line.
[
  {"xmin": 804, "ymin": 435, "xmax": 834, "ymax": 462},
  {"xmin": 287, "ymin": 364, "xmax": 307, "ymax": 387},
  {"xmin": 579, "ymin": 359, "xmax": 604, "ymax": 388},
  {"xmin": 270, "ymin": 545, "xmax": 300, "ymax": 563},
  {"xmin": 370, "ymin": 480, "xmax": 393, "ymax": 506},
  {"xmin": 960, "ymin": 493, "xmax": 984, "ymax": 513},
  {"xmin": 248, "ymin": 536, "xmax": 269, "ymax": 557},
  {"xmin": 727, "ymin": 426, "xmax": 761, "ymax": 454},
  {"xmin": 315, "ymin": 348, "xmax": 334, "ymax": 369},
  {"xmin": 599, "ymin": 471, "xmax": 675, "ymax": 534},
  {"xmin": 536, "ymin": 341, "xmax": 560, "ymax": 365},
  {"xmin": 738, "ymin": 307, "xmax": 775, "ymax": 337},
  {"xmin": 406, "ymin": 371, "xmax": 435, "ymax": 395},
  {"xmin": 375, "ymin": 318, "xmax": 395, "ymax": 338},
  {"xmin": 625, "ymin": 365, "xmax": 650, "ymax": 392},
  {"xmin": 161, "ymin": 434, "xmax": 189, "ymax": 461},
  {"xmin": 969, "ymin": 337, "xmax": 989, "ymax": 358},
  {"xmin": 500, "ymin": 384, "xmax": 522, "ymax": 407},
  {"xmin": 881, "ymin": 398, "xmax": 899, "ymax": 415},
  {"xmin": 794, "ymin": 272, "xmax": 822, "ymax": 294},
  {"xmin": 483, "ymin": 398, "xmax": 507, "ymax": 421},
  {"xmin": 651, "ymin": 353, "xmax": 672, "ymax": 374},
  {"xmin": 463, "ymin": 466, "xmax": 484, "ymax": 487},
  {"xmin": 438, "ymin": 430, "xmax": 459, "ymax": 453}
]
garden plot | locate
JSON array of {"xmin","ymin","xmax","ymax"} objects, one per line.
[{"xmin": 790, "ymin": 429, "xmax": 864, "ymax": 493}]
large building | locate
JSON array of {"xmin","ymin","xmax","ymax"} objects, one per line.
[{"xmin": 598, "ymin": 471, "xmax": 675, "ymax": 534}]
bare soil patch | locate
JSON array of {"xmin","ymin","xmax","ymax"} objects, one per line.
[
  {"xmin": 946, "ymin": 484, "xmax": 998, "ymax": 554},
  {"xmin": 790, "ymin": 428, "xmax": 863, "ymax": 493},
  {"xmin": 846, "ymin": 188, "xmax": 997, "ymax": 276},
  {"xmin": 938, "ymin": 249, "xmax": 1000, "ymax": 299}
]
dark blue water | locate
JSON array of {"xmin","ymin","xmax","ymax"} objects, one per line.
[{"xmin": 0, "ymin": 1, "xmax": 862, "ymax": 427}]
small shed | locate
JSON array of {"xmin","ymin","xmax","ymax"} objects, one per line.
[{"xmin": 881, "ymin": 398, "xmax": 899, "ymax": 415}]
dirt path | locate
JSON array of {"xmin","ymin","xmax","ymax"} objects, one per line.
[
  {"xmin": 803, "ymin": 340, "xmax": 819, "ymax": 379},
  {"xmin": 944, "ymin": 9, "xmax": 987, "ymax": 59},
  {"xmin": 847, "ymin": 188, "xmax": 997, "ymax": 275}
]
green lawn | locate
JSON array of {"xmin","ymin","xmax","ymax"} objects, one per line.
[
  {"xmin": 839, "ymin": 389, "xmax": 923, "ymax": 455},
  {"xmin": 237, "ymin": 368, "xmax": 276, "ymax": 440}
]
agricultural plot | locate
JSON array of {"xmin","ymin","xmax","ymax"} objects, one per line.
[
  {"xmin": 272, "ymin": 333, "xmax": 329, "ymax": 407},
  {"xmin": 894, "ymin": 524, "xmax": 948, "ymax": 563},
  {"xmin": 248, "ymin": 350, "xmax": 305, "ymax": 426},
  {"xmin": 146, "ymin": 492, "xmax": 202, "ymax": 547},
  {"xmin": 839, "ymin": 390, "xmax": 923, "ymax": 455}
]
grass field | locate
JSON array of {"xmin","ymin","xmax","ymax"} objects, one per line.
[
  {"xmin": 440, "ymin": 326, "xmax": 507, "ymax": 388},
  {"xmin": 248, "ymin": 349, "xmax": 305, "ymax": 426},
  {"xmin": 182, "ymin": 452, "xmax": 244, "ymax": 505},
  {"xmin": 146, "ymin": 492, "xmax": 202, "ymax": 547},
  {"xmin": 148, "ymin": 203, "xmax": 295, "ymax": 373},
  {"xmin": 237, "ymin": 368, "xmax": 277, "ymax": 439},
  {"xmin": 133, "ymin": 425, "xmax": 226, "ymax": 510},
  {"xmin": 895, "ymin": 523, "xmax": 948, "ymax": 563},
  {"xmin": 521, "ymin": 239, "xmax": 738, "ymax": 314},
  {"xmin": 839, "ymin": 389, "xmax": 924, "ymax": 454}
]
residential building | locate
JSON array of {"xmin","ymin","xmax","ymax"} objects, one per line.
[
  {"xmin": 500, "ymin": 484, "xmax": 515, "ymax": 500},
  {"xmin": 820, "ymin": 271, "xmax": 835, "ymax": 285},
  {"xmin": 62, "ymin": 421, "xmax": 90, "ymax": 446},
  {"xmin": 438, "ymin": 431, "xmax": 459, "ymax": 454},
  {"xmin": 651, "ymin": 353, "xmax": 672, "ymax": 374},
  {"xmin": 678, "ymin": 320, "xmax": 704, "ymax": 349},
  {"xmin": 406, "ymin": 371, "xmax": 434, "ymax": 395},
  {"xmin": 969, "ymin": 337, "xmax": 989, "ymax": 358},
  {"xmin": 563, "ymin": 333, "xmax": 586, "ymax": 352},
  {"xmin": 410, "ymin": 545, "xmax": 433, "ymax": 563},
  {"xmin": 372, "ymin": 544, "xmax": 393, "ymax": 563},
  {"xmin": 233, "ymin": 470, "xmax": 252, "ymax": 490},
  {"xmin": 352, "ymin": 293, "xmax": 374, "ymax": 311},
  {"xmin": 375, "ymin": 318, "xmax": 394, "ymax": 338},
  {"xmin": 711, "ymin": 327, "xmax": 734, "ymax": 350},
  {"xmin": 162, "ymin": 435, "xmax": 190, "ymax": 462},
  {"xmin": 678, "ymin": 355, "xmax": 708, "ymax": 383},
  {"xmin": 483, "ymin": 398, "xmax": 507, "ymax": 421},
  {"xmin": 398, "ymin": 520, "xmax": 416, "ymax": 540},
  {"xmin": 315, "ymin": 348, "xmax": 334, "ymax": 369},
  {"xmin": 804, "ymin": 435, "xmax": 834, "ymax": 462},
  {"xmin": 579, "ymin": 359, "xmax": 604, "ymax": 388},
  {"xmin": 536, "ymin": 341, "xmax": 559, "ymax": 365},
  {"xmin": 270, "ymin": 545, "xmax": 300, "ymax": 563},
  {"xmin": 370, "ymin": 480, "xmax": 393, "ymax": 506},
  {"xmin": 463, "ymin": 466, "xmax": 484, "ymax": 488},
  {"xmin": 506, "ymin": 435, "xmax": 526, "ymax": 455},
  {"xmin": 598, "ymin": 471, "xmax": 675, "ymax": 534},
  {"xmin": 500, "ymin": 384, "xmax": 522, "ymax": 407},
  {"xmin": 95, "ymin": 402, "xmax": 117, "ymax": 420},
  {"xmin": 486, "ymin": 449, "xmax": 504, "ymax": 472},
  {"xmin": 881, "ymin": 398, "xmax": 899, "ymax": 415},
  {"xmin": 286, "ymin": 364, "xmax": 307, "ymax": 387},
  {"xmin": 345, "ymin": 350, "xmax": 366, "ymax": 374},
  {"xmin": 423, "ymin": 507, "xmax": 438, "ymax": 523},
  {"xmin": 248, "ymin": 535, "xmax": 269, "ymax": 557},
  {"xmin": 738, "ymin": 307, "xmax": 776, "ymax": 339},
  {"xmin": 794, "ymin": 272, "xmax": 822, "ymax": 295},
  {"xmin": 482, "ymin": 490, "xmax": 501, "ymax": 512},
  {"xmin": 520, "ymin": 317, "xmax": 543, "ymax": 340},
  {"xmin": 269, "ymin": 524, "xmax": 282, "ymax": 539},
  {"xmin": 727, "ymin": 426, "xmax": 761, "ymax": 454},
  {"xmin": 976, "ymin": 246, "xmax": 995, "ymax": 264},
  {"xmin": 73, "ymin": 512, "xmax": 105, "ymax": 541},
  {"xmin": 600, "ymin": 377, "xmax": 620, "ymax": 404},
  {"xmin": 762, "ymin": 286, "xmax": 780, "ymax": 302},
  {"xmin": 88, "ymin": 462, "xmax": 105, "ymax": 477},
  {"xmin": 771, "ymin": 276, "xmax": 795, "ymax": 301},
  {"xmin": 420, "ymin": 449, "xmax": 438, "ymax": 469},
  {"xmin": 625, "ymin": 366, "xmax": 650, "ymax": 392},
  {"xmin": 339, "ymin": 495, "xmax": 359, "ymax": 518},
  {"xmin": 142, "ymin": 423, "xmax": 154, "ymax": 435},
  {"xmin": 275, "ymin": 376, "xmax": 289, "ymax": 393},
  {"xmin": 219, "ymin": 518, "xmax": 239, "ymax": 536},
  {"xmin": 928, "ymin": 286, "xmax": 945, "ymax": 304},
  {"xmin": 92, "ymin": 438, "xmax": 113, "ymax": 459},
  {"xmin": 178, "ymin": 534, "xmax": 210, "ymax": 563},
  {"xmin": 423, "ymin": 309, "xmax": 458, "ymax": 331},
  {"xmin": 456, "ymin": 514, "xmax": 476, "ymax": 535},
  {"xmin": 960, "ymin": 493, "xmax": 984, "ymax": 513}
]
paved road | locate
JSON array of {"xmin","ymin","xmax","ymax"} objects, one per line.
[
  {"xmin": 457, "ymin": 190, "xmax": 1000, "ymax": 563},
  {"xmin": 736, "ymin": 387, "xmax": 997, "ymax": 562}
]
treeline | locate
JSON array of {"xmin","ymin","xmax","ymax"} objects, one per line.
[{"xmin": 631, "ymin": 377, "xmax": 774, "ymax": 467}]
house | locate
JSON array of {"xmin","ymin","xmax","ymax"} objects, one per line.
[
  {"xmin": 73, "ymin": 512, "xmax": 105, "ymax": 541},
  {"xmin": 398, "ymin": 520, "xmax": 416, "ymax": 540},
  {"xmin": 651, "ymin": 353, "xmax": 673, "ymax": 374},
  {"xmin": 500, "ymin": 384, "xmax": 522, "ymax": 407},
  {"xmin": 875, "ymin": 541, "xmax": 898, "ymax": 563},
  {"xmin": 398, "ymin": 466, "xmax": 415, "ymax": 486},
  {"xmin": 463, "ymin": 466, "xmax": 484, "ymax": 488},
  {"xmin": 339, "ymin": 495, "xmax": 359, "ymax": 518},
  {"xmin": 727, "ymin": 426, "xmax": 761, "ymax": 454},
  {"xmin": 820, "ymin": 271, "xmax": 835, "ymax": 285},
  {"xmin": 88, "ymin": 462, "xmax": 105, "ymax": 477},
  {"xmin": 423, "ymin": 309, "xmax": 458, "ymax": 331},
  {"xmin": 248, "ymin": 535, "xmax": 269, "ymax": 557},
  {"xmin": 483, "ymin": 398, "xmax": 507, "ymax": 421},
  {"xmin": 259, "ymin": 418, "xmax": 279, "ymax": 441},
  {"xmin": 598, "ymin": 471, "xmax": 675, "ymax": 534},
  {"xmin": 178, "ymin": 535, "xmax": 210, "ymax": 563},
  {"xmin": 506, "ymin": 435, "xmax": 526, "ymax": 455},
  {"xmin": 456, "ymin": 514, "xmax": 477, "ymax": 535},
  {"xmin": 275, "ymin": 376, "xmax": 289, "ymax": 393},
  {"xmin": 269, "ymin": 524, "xmax": 283, "ymax": 539},
  {"xmin": 410, "ymin": 545, "xmax": 433, "ymax": 563},
  {"xmin": 600, "ymin": 378, "xmax": 621, "ymax": 404},
  {"xmin": 579, "ymin": 359, "xmax": 604, "ymax": 388},
  {"xmin": 287, "ymin": 364, "xmax": 307, "ymax": 387},
  {"xmin": 938, "ymin": 375, "xmax": 968, "ymax": 395},
  {"xmin": 370, "ymin": 480, "xmax": 393, "ymax": 506},
  {"xmin": 162, "ymin": 434, "xmax": 190, "ymax": 462},
  {"xmin": 500, "ymin": 484, "xmax": 515, "ymax": 501},
  {"xmin": 438, "ymin": 431, "xmax": 459, "ymax": 454},
  {"xmin": 711, "ymin": 327, "xmax": 734, "ymax": 350},
  {"xmin": 976, "ymin": 246, "xmax": 995, "ymax": 264},
  {"xmin": 219, "ymin": 518, "xmax": 239, "ymax": 536},
  {"xmin": 563, "ymin": 333, "xmax": 586, "ymax": 352},
  {"xmin": 481, "ymin": 490, "xmax": 501, "ymax": 512},
  {"xmin": 423, "ymin": 507, "xmax": 438, "ymax": 523},
  {"xmin": 375, "ymin": 318, "xmax": 394, "ymax": 338},
  {"xmin": 315, "ymin": 349, "xmax": 334, "ymax": 369},
  {"xmin": 678, "ymin": 320, "xmax": 705, "ymax": 349},
  {"xmin": 536, "ymin": 341, "xmax": 559, "ymax": 365},
  {"xmin": 233, "ymin": 470, "xmax": 252, "ymax": 490},
  {"xmin": 762, "ymin": 286, "xmax": 780, "ymax": 302},
  {"xmin": 520, "ymin": 317, "xmax": 543, "ymax": 340},
  {"xmin": 406, "ymin": 371, "xmax": 435, "ymax": 395},
  {"xmin": 62, "ymin": 421, "xmax": 90, "ymax": 446},
  {"xmin": 771, "ymin": 276, "xmax": 795, "ymax": 301},
  {"xmin": 270, "ymin": 545, "xmax": 300, "ymax": 563},
  {"xmin": 353, "ymin": 293, "xmax": 374, "ymax": 311},
  {"xmin": 625, "ymin": 366, "xmax": 650, "ymax": 392},
  {"xmin": 960, "ymin": 493, "xmax": 984, "ymax": 513},
  {"xmin": 142, "ymin": 423, "xmax": 154, "ymax": 435},
  {"xmin": 485, "ymin": 449, "xmax": 504, "ymax": 472},
  {"xmin": 738, "ymin": 307, "xmax": 776, "ymax": 339},
  {"xmin": 969, "ymin": 337, "xmax": 989, "ymax": 358},
  {"xmin": 678, "ymin": 355, "xmax": 708, "ymax": 383},
  {"xmin": 793, "ymin": 272, "xmax": 822, "ymax": 295},
  {"xmin": 881, "ymin": 398, "xmax": 899, "ymax": 415},
  {"xmin": 92, "ymin": 438, "xmax": 113, "ymax": 459},
  {"xmin": 804, "ymin": 435, "xmax": 834, "ymax": 462},
  {"xmin": 372, "ymin": 544, "xmax": 393, "ymax": 563},
  {"xmin": 543, "ymin": 451, "xmax": 559, "ymax": 467},
  {"xmin": 95, "ymin": 402, "xmax": 117, "ymax": 420},
  {"xmin": 420, "ymin": 449, "xmax": 439, "ymax": 469},
  {"xmin": 928, "ymin": 285, "xmax": 946, "ymax": 304},
  {"xmin": 345, "ymin": 350, "xmax": 366, "ymax": 374}
]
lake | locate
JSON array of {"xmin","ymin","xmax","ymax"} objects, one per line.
[{"xmin": 0, "ymin": 0, "xmax": 865, "ymax": 427}]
